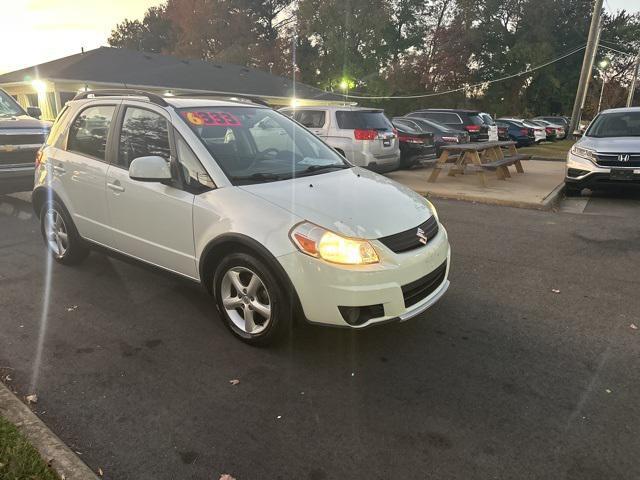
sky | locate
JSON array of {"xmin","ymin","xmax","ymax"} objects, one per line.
[
  {"xmin": 0, "ymin": 0, "xmax": 638, "ymax": 75},
  {"xmin": 0, "ymin": 0, "xmax": 159, "ymax": 74}
]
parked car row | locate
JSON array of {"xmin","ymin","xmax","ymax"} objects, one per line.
[{"xmin": 0, "ymin": 85, "xmax": 574, "ymax": 193}]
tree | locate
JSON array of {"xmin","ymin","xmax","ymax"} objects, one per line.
[{"xmin": 108, "ymin": 5, "xmax": 175, "ymax": 53}]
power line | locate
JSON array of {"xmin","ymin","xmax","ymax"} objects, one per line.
[
  {"xmin": 337, "ymin": 44, "xmax": 587, "ymax": 100},
  {"xmin": 598, "ymin": 43, "xmax": 636, "ymax": 57}
]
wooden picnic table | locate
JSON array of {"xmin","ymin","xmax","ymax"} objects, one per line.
[{"xmin": 428, "ymin": 140, "xmax": 529, "ymax": 187}]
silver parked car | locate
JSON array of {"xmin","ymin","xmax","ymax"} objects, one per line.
[
  {"xmin": 280, "ymin": 106, "xmax": 400, "ymax": 172},
  {"xmin": 565, "ymin": 107, "xmax": 640, "ymax": 195}
]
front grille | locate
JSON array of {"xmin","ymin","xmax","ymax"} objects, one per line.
[
  {"xmin": 402, "ymin": 261, "xmax": 448, "ymax": 308},
  {"xmin": 378, "ymin": 216, "xmax": 438, "ymax": 253},
  {"xmin": 0, "ymin": 133, "xmax": 46, "ymax": 146},
  {"xmin": 596, "ymin": 153, "xmax": 640, "ymax": 168}
]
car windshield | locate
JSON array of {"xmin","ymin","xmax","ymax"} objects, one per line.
[
  {"xmin": 179, "ymin": 106, "xmax": 349, "ymax": 184},
  {"xmin": 335, "ymin": 110, "xmax": 393, "ymax": 130},
  {"xmin": 480, "ymin": 113, "xmax": 495, "ymax": 125},
  {"xmin": 468, "ymin": 114, "xmax": 485, "ymax": 126},
  {"xmin": 409, "ymin": 117, "xmax": 454, "ymax": 134},
  {"xmin": 586, "ymin": 111, "xmax": 640, "ymax": 138},
  {"xmin": 0, "ymin": 90, "xmax": 25, "ymax": 117},
  {"xmin": 393, "ymin": 121, "xmax": 421, "ymax": 135}
]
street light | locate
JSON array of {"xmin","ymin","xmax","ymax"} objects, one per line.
[{"xmin": 597, "ymin": 59, "xmax": 610, "ymax": 113}]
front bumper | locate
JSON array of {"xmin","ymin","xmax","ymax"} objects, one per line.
[
  {"xmin": 565, "ymin": 152, "xmax": 640, "ymax": 188},
  {"xmin": 277, "ymin": 225, "xmax": 451, "ymax": 328}
]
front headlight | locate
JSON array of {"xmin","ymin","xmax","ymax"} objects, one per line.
[
  {"xmin": 290, "ymin": 222, "xmax": 379, "ymax": 265},
  {"xmin": 424, "ymin": 198, "xmax": 439, "ymax": 221},
  {"xmin": 570, "ymin": 145, "xmax": 596, "ymax": 162}
]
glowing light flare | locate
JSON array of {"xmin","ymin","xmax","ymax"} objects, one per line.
[{"xmin": 31, "ymin": 79, "xmax": 46, "ymax": 93}]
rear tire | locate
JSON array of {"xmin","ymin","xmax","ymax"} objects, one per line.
[
  {"xmin": 213, "ymin": 252, "xmax": 292, "ymax": 346},
  {"xmin": 39, "ymin": 200, "xmax": 89, "ymax": 265}
]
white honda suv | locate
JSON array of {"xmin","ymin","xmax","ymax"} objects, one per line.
[{"xmin": 33, "ymin": 90, "xmax": 450, "ymax": 345}]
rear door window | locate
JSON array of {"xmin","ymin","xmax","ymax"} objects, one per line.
[
  {"xmin": 67, "ymin": 105, "xmax": 116, "ymax": 161},
  {"xmin": 335, "ymin": 111, "xmax": 392, "ymax": 130}
]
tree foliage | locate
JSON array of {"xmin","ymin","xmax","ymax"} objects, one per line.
[{"xmin": 108, "ymin": 0, "xmax": 640, "ymax": 116}]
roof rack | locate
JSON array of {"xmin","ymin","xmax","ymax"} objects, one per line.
[
  {"xmin": 173, "ymin": 92, "xmax": 270, "ymax": 107},
  {"xmin": 72, "ymin": 89, "xmax": 169, "ymax": 107}
]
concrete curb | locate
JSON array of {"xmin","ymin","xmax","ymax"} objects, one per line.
[
  {"xmin": 424, "ymin": 181, "xmax": 565, "ymax": 211},
  {"xmin": 0, "ymin": 381, "xmax": 100, "ymax": 480},
  {"xmin": 529, "ymin": 155, "xmax": 565, "ymax": 162}
]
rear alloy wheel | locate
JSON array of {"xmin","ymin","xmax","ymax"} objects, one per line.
[
  {"xmin": 40, "ymin": 200, "xmax": 89, "ymax": 265},
  {"xmin": 214, "ymin": 252, "xmax": 292, "ymax": 345}
]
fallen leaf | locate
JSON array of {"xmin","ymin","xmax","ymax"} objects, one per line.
[
  {"xmin": 98, "ymin": 467, "xmax": 104, "ymax": 476},
  {"xmin": 630, "ymin": 324, "xmax": 638, "ymax": 330},
  {"xmin": 219, "ymin": 475, "xmax": 236, "ymax": 480},
  {"xmin": 229, "ymin": 379, "xmax": 240, "ymax": 385},
  {"xmin": 25, "ymin": 394, "xmax": 38, "ymax": 404},
  {"xmin": 551, "ymin": 289, "xmax": 561, "ymax": 294},
  {"xmin": 66, "ymin": 305, "xmax": 79, "ymax": 312}
]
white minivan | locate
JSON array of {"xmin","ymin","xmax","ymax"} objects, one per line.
[
  {"xmin": 33, "ymin": 91, "xmax": 450, "ymax": 345},
  {"xmin": 280, "ymin": 106, "xmax": 401, "ymax": 172}
]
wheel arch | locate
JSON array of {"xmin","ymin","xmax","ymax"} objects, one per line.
[
  {"xmin": 199, "ymin": 234, "xmax": 302, "ymax": 312},
  {"xmin": 32, "ymin": 186, "xmax": 66, "ymax": 219}
]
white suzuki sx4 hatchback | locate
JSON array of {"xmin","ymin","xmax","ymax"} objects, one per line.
[{"xmin": 33, "ymin": 90, "xmax": 451, "ymax": 345}]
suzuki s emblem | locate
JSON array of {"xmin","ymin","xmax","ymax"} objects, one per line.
[
  {"xmin": 618, "ymin": 154, "xmax": 630, "ymax": 162},
  {"xmin": 416, "ymin": 227, "xmax": 428, "ymax": 245}
]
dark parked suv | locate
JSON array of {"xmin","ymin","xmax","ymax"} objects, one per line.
[
  {"xmin": 407, "ymin": 109, "xmax": 489, "ymax": 142},
  {"xmin": 0, "ymin": 89, "xmax": 50, "ymax": 193}
]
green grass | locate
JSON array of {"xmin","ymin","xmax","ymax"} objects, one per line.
[
  {"xmin": 521, "ymin": 139, "xmax": 576, "ymax": 159},
  {"xmin": 0, "ymin": 416, "xmax": 60, "ymax": 480}
]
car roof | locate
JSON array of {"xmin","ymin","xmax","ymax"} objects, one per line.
[
  {"xmin": 414, "ymin": 109, "xmax": 480, "ymax": 114},
  {"xmin": 281, "ymin": 105, "xmax": 382, "ymax": 112},
  {"xmin": 600, "ymin": 106, "xmax": 640, "ymax": 114},
  {"xmin": 67, "ymin": 91, "xmax": 270, "ymax": 109}
]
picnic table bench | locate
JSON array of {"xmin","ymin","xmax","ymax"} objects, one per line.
[{"xmin": 428, "ymin": 141, "xmax": 531, "ymax": 187}]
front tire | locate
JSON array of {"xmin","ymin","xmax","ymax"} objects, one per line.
[
  {"xmin": 564, "ymin": 182, "xmax": 582, "ymax": 197},
  {"xmin": 213, "ymin": 252, "xmax": 292, "ymax": 346},
  {"xmin": 40, "ymin": 200, "xmax": 89, "ymax": 265}
]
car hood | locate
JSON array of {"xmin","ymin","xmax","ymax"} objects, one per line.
[
  {"xmin": 0, "ymin": 115, "xmax": 51, "ymax": 130},
  {"xmin": 239, "ymin": 167, "xmax": 432, "ymax": 239},
  {"xmin": 578, "ymin": 136, "xmax": 640, "ymax": 153}
]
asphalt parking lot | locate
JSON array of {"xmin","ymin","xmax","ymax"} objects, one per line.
[{"xmin": 1, "ymin": 190, "xmax": 639, "ymax": 480}]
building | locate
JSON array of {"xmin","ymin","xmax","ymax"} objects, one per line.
[{"xmin": 0, "ymin": 47, "xmax": 346, "ymax": 120}]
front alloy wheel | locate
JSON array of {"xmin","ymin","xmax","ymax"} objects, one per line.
[
  {"xmin": 221, "ymin": 266, "xmax": 272, "ymax": 335},
  {"xmin": 213, "ymin": 252, "xmax": 292, "ymax": 345}
]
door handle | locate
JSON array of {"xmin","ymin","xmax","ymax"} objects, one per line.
[
  {"xmin": 52, "ymin": 164, "xmax": 66, "ymax": 174},
  {"xmin": 107, "ymin": 181, "xmax": 125, "ymax": 193}
]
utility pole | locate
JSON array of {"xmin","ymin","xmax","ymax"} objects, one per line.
[
  {"xmin": 627, "ymin": 50, "xmax": 640, "ymax": 107},
  {"xmin": 569, "ymin": 0, "xmax": 604, "ymax": 138},
  {"xmin": 581, "ymin": 24, "xmax": 602, "ymax": 111}
]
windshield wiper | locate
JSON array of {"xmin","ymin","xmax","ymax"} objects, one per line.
[
  {"xmin": 231, "ymin": 172, "xmax": 290, "ymax": 183},
  {"xmin": 298, "ymin": 164, "xmax": 350, "ymax": 174}
]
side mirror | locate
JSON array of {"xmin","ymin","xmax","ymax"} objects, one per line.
[
  {"xmin": 129, "ymin": 156, "xmax": 172, "ymax": 182},
  {"xmin": 27, "ymin": 106, "xmax": 42, "ymax": 119}
]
